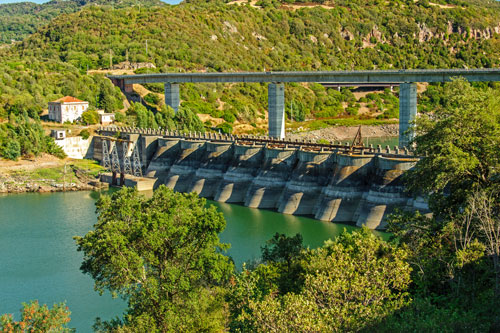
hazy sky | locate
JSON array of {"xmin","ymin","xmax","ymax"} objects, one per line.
[{"xmin": 0, "ymin": 0, "xmax": 182, "ymax": 4}]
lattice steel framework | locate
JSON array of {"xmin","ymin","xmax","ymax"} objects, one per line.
[
  {"xmin": 110, "ymin": 142, "xmax": 121, "ymax": 173},
  {"xmin": 100, "ymin": 137, "xmax": 142, "ymax": 177},
  {"xmin": 102, "ymin": 139, "xmax": 111, "ymax": 170},
  {"xmin": 122, "ymin": 141, "xmax": 133, "ymax": 175},
  {"xmin": 132, "ymin": 147, "xmax": 142, "ymax": 177}
]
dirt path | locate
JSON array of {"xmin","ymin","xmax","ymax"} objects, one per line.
[{"xmin": 0, "ymin": 154, "xmax": 64, "ymax": 173}]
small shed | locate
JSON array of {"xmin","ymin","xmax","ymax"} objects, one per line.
[
  {"xmin": 51, "ymin": 130, "xmax": 66, "ymax": 140},
  {"xmin": 99, "ymin": 113, "xmax": 115, "ymax": 125}
]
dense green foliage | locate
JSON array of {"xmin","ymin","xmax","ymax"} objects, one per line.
[
  {"xmin": 372, "ymin": 79, "xmax": 500, "ymax": 331},
  {"xmin": 0, "ymin": 300, "xmax": 72, "ymax": 332},
  {"xmin": 75, "ymin": 186, "xmax": 233, "ymax": 331},
  {"xmin": 0, "ymin": 0, "xmax": 164, "ymax": 44},
  {"xmin": 14, "ymin": 1, "xmax": 500, "ymax": 71},
  {"xmin": 124, "ymin": 102, "xmax": 205, "ymax": 132},
  {"xmin": 1, "ymin": 0, "xmax": 500, "ymax": 129},
  {"xmin": 0, "ymin": 59, "xmax": 123, "ymax": 119},
  {"xmin": 407, "ymin": 78, "xmax": 500, "ymax": 216},
  {"xmin": 0, "ymin": 112, "xmax": 65, "ymax": 160},
  {"xmin": 228, "ymin": 229, "xmax": 411, "ymax": 332}
]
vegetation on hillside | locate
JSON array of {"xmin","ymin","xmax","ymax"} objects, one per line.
[
  {"xmin": 0, "ymin": 112, "xmax": 65, "ymax": 160},
  {"xmin": 0, "ymin": 0, "xmax": 164, "ymax": 44},
  {"xmin": 0, "ymin": 0, "xmax": 499, "ymax": 150},
  {"xmin": 13, "ymin": 1, "xmax": 500, "ymax": 71}
]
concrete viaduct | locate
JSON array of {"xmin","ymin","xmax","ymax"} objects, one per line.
[{"xmin": 108, "ymin": 69, "xmax": 500, "ymax": 147}]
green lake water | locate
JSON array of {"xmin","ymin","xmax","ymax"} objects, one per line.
[{"xmin": 0, "ymin": 191, "xmax": 385, "ymax": 331}]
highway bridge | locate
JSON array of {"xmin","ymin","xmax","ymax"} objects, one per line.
[{"xmin": 108, "ymin": 68, "xmax": 500, "ymax": 146}]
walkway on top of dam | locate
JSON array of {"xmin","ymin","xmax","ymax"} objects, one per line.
[
  {"xmin": 107, "ymin": 68, "xmax": 500, "ymax": 84},
  {"xmin": 97, "ymin": 126, "xmax": 416, "ymax": 158}
]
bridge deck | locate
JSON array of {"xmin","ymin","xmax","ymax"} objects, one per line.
[{"xmin": 108, "ymin": 69, "xmax": 500, "ymax": 84}]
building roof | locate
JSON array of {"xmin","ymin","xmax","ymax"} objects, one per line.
[{"xmin": 51, "ymin": 96, "xmax": 87, "ymax": 104}]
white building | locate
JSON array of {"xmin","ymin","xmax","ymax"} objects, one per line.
[
  {"xmin": 98, "ymin": 111, "xmax": 115, "ymax": 125},
  {"xmin": 50, "ymin": 129, "xmax": 92, "ymax": 159},
  {"xmin": 48, "ymin": 96, "xmax": 89, "ymax": 123}
]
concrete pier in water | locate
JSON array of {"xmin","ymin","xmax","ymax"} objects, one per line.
[{"xmin": 95, "ymin": 127, "xmax": 429, "ymax": 230}]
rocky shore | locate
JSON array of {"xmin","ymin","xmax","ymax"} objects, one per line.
[
  {"xmin": 0, "ymin": 155, "xmax": 108, "ymax": 194},
  {"xmin": 0, "ymin": 181, "xmax": 107, "ymax": 194}
]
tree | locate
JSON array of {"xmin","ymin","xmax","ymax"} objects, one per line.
[
  {"xmin": 245, "ymin": 229, "xmax": 411, "ymax": 332},
  {"xmin": 463, "ymin": 188, "xmax": 500, "ymax": 299},
  {"xmin": 386, "ymin": 79, "xmax": 500, "ymax": 330},
  {"xmin": 174, "ymin": 106, "xmax": 205, "ymax": 133},
  {"xmin": 0, "ymin": 301, "xmax": 72, "ymax": 332},
  {"xmin": 81, "ymin": 110, "xmax": 99, "ymax": 125},
  {"xmin": 261, "ymin": 233, "xmax": 305, "ymax": 294},
  {"xmin": 2, "ymin": 140, "xmax": 21, "ymax": 160},
  {"xmin": 75, "ymin": 186, "xmax": 233, "ymax": 332},
  {"xmin": 406, "ymin": 78, "xmax": 500, "ymax": 217}
]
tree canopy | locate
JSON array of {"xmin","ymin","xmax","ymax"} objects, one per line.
[
  {"xmin": 407, "ymin": 78, "xmax": 500, "ymax": 216},
  {"xmin": 0, "ymin": 301, "xmax": 72, "ymax": 332},
  {"xmin": 228, "ymin": 229, "xmax": 411, "ymax": 332},
  {"xmin": 75, "ymin": 186, "xmax": 233, "ymax": 331}
]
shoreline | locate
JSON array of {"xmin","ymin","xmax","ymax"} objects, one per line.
[
  {"xmin": 0, "ymin": 182, "xmax": 106, "ymax": 194},
  {"xmin": 0, "ymin": 155, "xmax": 108, "ymax": 194}
]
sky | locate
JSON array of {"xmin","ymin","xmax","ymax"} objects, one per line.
[{"xmin": 0, "ymin": 0, "xmax": 182, "ymax": 4}]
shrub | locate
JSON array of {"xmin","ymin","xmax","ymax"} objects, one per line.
[
  {"xmin": 217, "ymin": 122, "xmax": 233, "ymax": 134},
  {"xmin": 79, "ymin": 129, "xmax": 90, "ymax": 140}
]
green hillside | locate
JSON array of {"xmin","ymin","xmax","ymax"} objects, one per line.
[
  {"xmin": 1, "ymin": 0, "xmax": 500, "ymax": 136},
  {"xmin": 0, "ymin": 0, "xmax": 164, "ymax": 44},
  {"xmin": 12, "ymin": 0, "xmax": 500, "ymax": 70}
]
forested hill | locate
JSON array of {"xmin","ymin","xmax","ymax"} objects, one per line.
[
  {"xmin": 2, "ymin": 0, "xmax": 500, "ymax": 127},
  {"xmin": 0, "ymin": 0, "xmax": 164, "ymax": 44},
  {"xmin": 5, "ymin": 0, "xmax": 500, "ymax": 71}
]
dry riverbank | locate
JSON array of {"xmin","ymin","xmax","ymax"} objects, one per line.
[
  {"xmin": 0, "ymin": 155, "xmax": 107, "ymax": 194},
  {"xmin": 287, "ymin": 124, "xmax": 399, "ymax": 143}
]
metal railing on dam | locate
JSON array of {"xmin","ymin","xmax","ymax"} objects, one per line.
[{"xmin": 93, "ymin": 126, "xmax": 427, "ymax": 230}]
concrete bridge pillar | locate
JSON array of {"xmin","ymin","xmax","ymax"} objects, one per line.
[
  {"xmin": 399, "ymin": 83, "xmax": 417, "ymax": 147},
  {"xmin": 268, "ymin": 83, "xmax": 285, "ymax": 139},
  {"xmin": 165, "ymin": 83, "xmax": 180, "ymax": 113}
]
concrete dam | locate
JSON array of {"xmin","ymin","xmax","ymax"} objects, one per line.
[{"xmin": 94, "ymin": 127, "xmax": 428, "ymax": 230}]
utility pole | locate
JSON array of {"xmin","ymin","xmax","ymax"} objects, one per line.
[
  {"xmin": 109, "ymin": 49, "xmax": 113, "ymax": 69},
  {"xmin": 63, "ymin": 163, "xmax": 67, "ymax": 192},
  {"xmin": 146, "ymin": 40, "xmax": 148, "ymax": 58}
]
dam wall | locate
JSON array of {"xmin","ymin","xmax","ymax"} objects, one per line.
[{"xmin": 94, "ymin": 127, "xmax": 427, "ymax": 230}]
